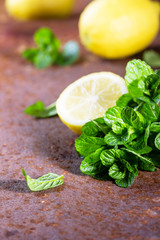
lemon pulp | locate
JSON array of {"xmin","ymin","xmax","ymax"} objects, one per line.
[{"xmin": 56, "ymin": 72, "xmax": 128, "ymax": 134}]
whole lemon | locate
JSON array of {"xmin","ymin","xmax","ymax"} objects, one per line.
[
  {"xmin": 6, "ymin": 0, "xmax": 74, "ymax": 20},
  {"xmin": 79, "ymin": 0, "xmax": 160, "ymax": 59}
]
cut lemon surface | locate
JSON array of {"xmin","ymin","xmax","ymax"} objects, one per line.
[{"xmin": 56, "ymin": 72, "xmax": 128, "ymax": 134}]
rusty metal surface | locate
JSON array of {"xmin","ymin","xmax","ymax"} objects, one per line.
[{"xmin": 0, "ymin": 1, "xmax": 160, "ymax": 239}]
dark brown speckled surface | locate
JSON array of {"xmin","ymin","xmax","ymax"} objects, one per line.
[{"xmin": 0, "ymin": 0, "xmax": 160, "ymax": 239}]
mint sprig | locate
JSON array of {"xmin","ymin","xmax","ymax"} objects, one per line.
[
  {"xmin": 143, "ymin": 50, "xmax": 160, "ymax": 68},
  {"xmin": 25, "ymin": 101, "xmax": 57, "ymax": 118},
  {"xmin": 22, "ymin": 28, "xmax": 79, "ymax": 69},
  {"xmin": 75, "ymin": 59, "xmax": 160, "ymax": 188}
]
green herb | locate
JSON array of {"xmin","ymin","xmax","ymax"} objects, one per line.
[
  {"xmin": 75, "ymin": 59, "xmax": 160, "ymax": 188},
  {"xmin": 22, "ymin": 169, "xmax": 64, "ymax": 191},
  {"xmin": 25, "ymin": 101, "xmax": 57, "ymax": 118},
  {"xmin": 22, "ymin": 28, "xmax": 79, "ymax": 68},
  {"xmin": 143, "ymin": 50, "xmax": 160, "ymax": 68}
]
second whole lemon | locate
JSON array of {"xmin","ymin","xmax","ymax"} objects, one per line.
[
  {"xmin": 6, "ymin": 0, "xmax": 74, "ymax": 20},
  {"xmin": 79, "ymin": 0, "xmax": 160, "ymax": 59}
]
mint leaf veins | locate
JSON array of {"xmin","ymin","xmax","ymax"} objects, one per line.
[{"xmin": 22, "ymin": 169, "xmax": 64, "ymax": 191}]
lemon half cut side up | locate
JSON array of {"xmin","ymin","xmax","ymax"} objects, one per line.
[{"xmin": 56, "ymin": 72, "xmax": 128, "ymax": 134}]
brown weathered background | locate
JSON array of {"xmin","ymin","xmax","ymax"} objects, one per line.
[{"xmin": 0, "ymin": 0, "xmax": 160, "ymax": 239}]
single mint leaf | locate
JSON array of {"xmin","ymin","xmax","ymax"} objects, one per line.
[
  {"xmin": 124, "ymin": 125, "xmax": 152, "ymax": 154},
  {"xmin": 75, "ymin": 135, "xmax": 106, "ymax": 157},
  {"xmin": 34, "ymin": 51, "xmax": 54, "ymax": 69},
  {"xmin": 139, "ymin": 102, "xmax": 160, "ymax": 122},
  {"xmin": 143, "ymin": 50, "xmax": 160, "ymax": 68},
  {"xmin": 124, "ymin": 142, "xmax": 152, "ymax": 155},
  {"xmin": 138, "ymin": 79, "xmax": 150, "ymax": 96},
  {"xmin": 25, "ymin": 101, "xmax": 57, "ymax": 118},
  {"xmin": 127, "ymin": 79, "xmax": 144, "ymax": 99},
  {"xmin": 147, "ymin": 74, "xmax": 160, "ymax": 97},
  {"xmin": 104, "ymin": 106, "xmax": 123, "ymax": 127},
  {"xmin": 100, "ymin": 149, "xmax": 125, "ymax": 167},
  {"xmin": 121, "ymin": 126, "xmax": 139, "ymax": 143},
  {"xmin": 150, "ymin": 122, "xmax": 160, "ymax": 133},
  {"xmin": 153, "ymin": 94, "xmax": 160, "ymax": 105},
  {"xmin": 22, "ymin": 48, "xmax": 39, "ymax": 63},
  {"xmin": 155, "ymin": 133, "xmax": 160, "ymax": 150},
  {"xmin": 137, "ymin": 95, "xmax": 152, "ymax": 104},
  {"xmin": 155, "ymin": 69, "xmax": 160, "ymax": 76},
  {"xmin": 109, "ymin": 163, "xmax": 126, "ymax": 180},
  {"xmin": 80, "ymin": 147, "xmax": 107, "ymax": 177},
  {"xmin": 120, "ymin": 158, "xmax": 138, "ymax": 176},
  {"xmin": 112, "ymin": 122, "xmax": 126, "ymax": 135},
  {"xmin": 116, "ymin": 93, "xmax": 133, "ymax": 108},
  {"xmin": 34, "ymin": 28, "xmax": 60, "ymax": 50},
  {"xmin": 104, "ymin": 131, "xmax": 123, "ymax": 146},
  {"xmin": 122, "ymin": 148, "xmax": 154, "ymax": 166},
  {"xmin": 56, "ymin": 41, "xmax": 79, "ymax": 66},
  {"xmin": 115, "ymin": 172, "xmax": 135, "ymax": 188},
  {"xmin": 138, "ymin": 161, "xmax": 156, "ymax": 172},
  {"xmin": 81, "ymin": 117, "xmax": 110, "ymax": 137},
  {"xmin": 125, "ymin": 59, "xmax": 154, "ymax": 86},
  {"xmin": 121, "ymin": 107, "xmax": 146, "ymax": 130},
  {"xmin": 22, "ymin": 169, "xmax": 64, "ymax": 191}
]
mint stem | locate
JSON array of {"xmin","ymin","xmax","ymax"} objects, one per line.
[{"xmin": 46, "ymin": 101, "xmax": 56, "ymax": 110}]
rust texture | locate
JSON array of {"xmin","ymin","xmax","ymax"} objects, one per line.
[{"xmin": 0, "ymin": 0, "xmax": 160, "ymax": 239}]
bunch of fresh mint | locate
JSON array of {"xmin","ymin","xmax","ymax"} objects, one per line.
[
  {"xmin": 22, "ymin": 27, "xmax": 79, "ymax": 69},
  {"xmin": 75, "ymin": 59, "xmax": 160, "ymax": 188}
]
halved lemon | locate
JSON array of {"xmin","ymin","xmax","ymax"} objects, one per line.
[{"xmin": 56, "ymin": 72, "xmax": 128, "ymax": 134}]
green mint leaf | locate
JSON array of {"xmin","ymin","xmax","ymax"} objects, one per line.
[
  {"xmin": 34, "ymin": 51, "xmax": 54, "ymax": 69},
  {"xmin": 125, "ymin": 59, "xmax": 154, "ymax": 86},
  {"xmin": 22, "ymin": 169, "xmax": 64, "ymax": 191},
  {"xmin": 104, "ymin": 106, "xmax": 123, "ymax": 127},
  {"xmin": 100, "ymin": 149, "xmax": 125, "ymax": 167},
  {"xmin": 124, "ymin": 142, "xmax": 152, "ymax": 155},
  {"xmin": 104, "ymin": 131, "xmax": 123, "ymax": 146},
  {"xmin": 121, "ymin": 107, "xmax": 146, "ymax": 130},
  {"xmin": 139, "ymin": 102, "xmax": 160, "ymax": 122},
  {"xmin": 120, "ymin": 158, "xmax": 138, "ymax": 176},
  {"xmin": 34, "ymin": 28, "xmax": 60, "ymax": 50},
  {"xmin": 143, "ymin": 50, "xmax": 160, "ymax": 68},
  {"xmin": 81, "ymin": 117, "xmax": 110, "ymax": 137},
  {"xmin": 150, "ymin": 122, "xmax": 160, "ymax": 133},
  {"xmin": 146, "ymin": 74, "xmax": 160, "ymax": 97},
  {"xmin": 138, "ymin": 161, "xmax": 156, "ymax": 172},
  {"xmin": 127, "ymin": 79, "xmax": 144, "ymax": 99},
  {"xmin": 121, "ymin": 126, "xmax": 139, "ymax": 143},
  {"xmin": 75, "ymin": 135, "xmax": 106, "ymax": 157},
  {"xmin": 122, "ymin": 148, "xmax": 154, "ymax": 166},
  {"xmin": 22, "ymin": 48, "xmax": 39, "ymax": 63},
  {"xmin": 25, "ymin": 101, "xmax": 57, "ymax": 118},
  {"xmin": 112, "ymin": 122, "xmax": 126, "ymax": 135},
  {"xmin": 80, "ymin": 147, "xmax": 108, "ymax": 177},
  {"xmin": 109, "ymin": 163, "xmax": 126, "ymax": 180},
  {"xmin": 153, "ymin": 94, "xmax": 160, "ymax": 105},
  {"xmin": 56, "ymin": 41, "xmax": 79, "ymax": 66},
  {"xmin": 137, "ymin": 96, "xmax": 152, "ymax": 104},
  {"xmin": 116, "ymin": 93, "xmax": 133, "ymax": 108},
  {"xmin": 155, "ymin": 133, "xmax": 160, "ymax": 150},
  {"xmin": 115, "ymin": 172, "xmax": 135, "ymax": 188},
  {"xmin": 155, "ymin": 69, "xmax": 160, "ymax": 76}
]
